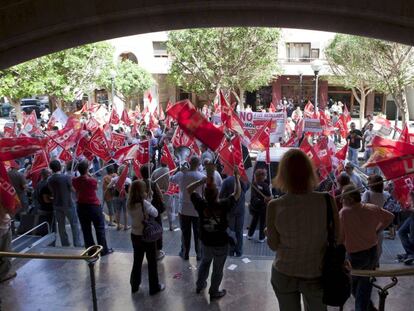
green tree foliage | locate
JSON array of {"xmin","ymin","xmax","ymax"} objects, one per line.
[
  {"xmin": 37, "ymin": 42, "xmax": 115, "ymax": 108},
  {"xmin": 368, "ymin": 41, "xmax": 414, "ymax": 125},
  {"xmin": 98, "ymin": 59, "xmax": 154, "ymax": 110},
  {"xmin": 325, "ymin": 34, "xmax": 414, "ymax": 125},
  {"xmin": 325, "ymin": 34, "xmax": 379, "ymax": 126},
  {"xmin": 0, "ymin": 59, "xmax": 45, "ymax": 120},
  {"xmin": 167, "ymin": 27, "xmax": 281, "ymax": 104}
]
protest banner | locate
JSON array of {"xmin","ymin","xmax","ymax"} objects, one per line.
[
  {"xmin": 303, "ymin": 118, "xmax": 323, "ymax": 133},
  {"xmin": 236, "ymin": 111, "xmax": 286, "ymax": 143}
]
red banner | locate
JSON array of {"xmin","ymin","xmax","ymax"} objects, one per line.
[
  {"xmin": 0, "ymin": 137, "xmax": 48, "ymax": 161},
  {"xmin": 121, "ymin": 109, "xmax": 132, "ymax": 126},
  {"xmin": 166, "ymin": 100, "xmax": 225, "ymax": 151}
]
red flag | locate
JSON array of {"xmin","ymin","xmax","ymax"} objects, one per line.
[
  {"xmin": 86, "ymin": 117, "xmax": 100, "ymax": 133},
  {"xmin": 166, "ymin": 100, "xmax": 225, "ymax": 151},
  {"xmin": 249, "ymin": 119, "xmax": 272, "ymax": 164},
  {"xmin": 304, "ymin": 101, "xmax": 314, "ymax": 118},
  {"xmin": 22, "ymin": 110, "xmax": 40, "ymax": 135},
  {"xmin": 164, "ymin": 100, "xmax": 174, "ymax": 126},
  {"xmin": 365, "ymin": 136, "xmax": 414, "ymax": 167},
  {"xmin": 160, "ymin": 144, "xmax": 177, "ymax": 172},
  {"xmin": 76, "ymin": 137, "xmax": 94, "ymax": 161},
  {"xmin": 113, "ymin": 144, "xmax": 137, "ymax": 162},
  {"xmin": 131, "ymin": 121, "xmax": 139, "ymax": 137},
  {"xmin": 334, "ymin": 118, "xmax": 348, "ymax": 139},
  {"xmin": 31, "ymin": 151, "xmax": 49, "ymax": 174},
  {"xmin": 299, "ymin": 138, "xmax": 321, "ymax": 167},
  {"xmin": 58, "ymin": 149, "xmax": 73, "ymax": 162},
  {"xmin": 121, "ymin": 109, "xmax": 131, "ymax": 126},
  {"xmin": 135, "ymin": 140, "xmax": 150, "ymax": 165},
  {"xmin": 0, "ymin": 161, "xmax": 20, "ymax": 213},
  {"xmin": 269, "ymin": 102, "xmax": 276, "ymax": 113},
  {"xmin": 217, "ymin": 136, "xmax": 248, "ymax": 181},
  {"xmin": 141, "ymin": 106, "xmax": 149, "ymax": 119},
  {"xmin": 111, "ymin": 132, "xmax": 126, "ymax": 150},
  {"xmin": 335, "ymin": 143, "xmax": 348, "ymax": 161},
  {"xmin": 398, "ymin": 124, "xmax": 414, "ymax": 144},
  {"xmin": 154, "ymin": 102, "xmax": 166, "ymax": 121},
  {"xmin": 148, "ymin": 113, "xmax": 159, "ymax": 131},
  {"xmin": 295, "ymin": 118, "xmax": 304, "ymax": 140},
  {"xmin": 109, "ymin": 108, "xmax": 120, "ymax": 125},
  {"xmin": 3, "ymin": 123, "xmax": 17, "ymax": 138},
  {"xmin": 45, "ymin": 117, "xmax": 83, "ymax": 152},
  {"xmin": 282, "ymin": 135, "xmax": 297, "ymax": 147},
  {"xmin": 219, "ymin": 91, "xmax": 232, "ymax": 127},
  {"xmin": 171, "ymin": 127, "xmax": 194, "ymax": 148},
  {"xmin": 0, "ymin": 137, "xmax": 48, "ymax": 161},
  {"xmin": 343, "ymin": 105, "xmax": 352, "ymax": 123},
  {"xmin": 87, "ymin": 129, "xmax": 112, "ymax": 162},
  {"xmin": 147, "ymin": 92, "xmax": 153, "ymax": 103},
  {"xmin": 116, "ymin": 165, "xmax": 129, "ymax": 196},
  {"xmin": 132, "ymin": 159, "xmax": 142, "ymax": 179}
]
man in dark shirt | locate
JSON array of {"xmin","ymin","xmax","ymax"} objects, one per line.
[
  {"xmin": 48, "ymin": 160, "xmax": 81, "ymax": 247},
  {"xmin": 187, "ymin": 165, "xmax": 241, "ymax": 300},
  {"xmin": 346, "ymin": 122, "xmax": 363, "ymax": 166}
]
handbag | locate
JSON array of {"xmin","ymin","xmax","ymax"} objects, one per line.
[
  {"xmin": 141, "ymin": 202, "xmax": 163, "ymax": 243},
  {"xmin": 321, "ymin": 193, "xmax": 351, "ymax": 307}
]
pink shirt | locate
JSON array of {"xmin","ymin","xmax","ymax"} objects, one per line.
[{"xmin": 339, "ymin": 203, "xmax": 393, "ymax": 253}]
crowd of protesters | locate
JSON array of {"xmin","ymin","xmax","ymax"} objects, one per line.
[{"xmin": 0, "ymin": 97, "xmax": 413, "ymax": 311}]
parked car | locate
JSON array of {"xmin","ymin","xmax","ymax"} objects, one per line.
[
  {"xmin": 0, "ymin": 102, "xmax": 12, "ymax": 117},
  {"xmin": 9, "ymin": 98, "xmax": 48, "ymax": 119}
]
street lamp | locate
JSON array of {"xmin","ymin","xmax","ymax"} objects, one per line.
[
  {"xmin": 110, "ymin": 69, "xmax": 117, "ymax": 110},
  {"xmin": 311, "ymin": 59, "xmax": 323, "ymax": 109},
  {"xmin": 297, "ymin": 68, "xmax": 304, "ymax": 107}
]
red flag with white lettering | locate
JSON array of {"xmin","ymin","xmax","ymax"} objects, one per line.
[
  {"xmin": 121, "ymin": 109, "xmax": 132, "ymax": 126},
  {"xmin": 31, "ymin": 151, "xmax": 50, "ymax": 174},
  {"xmin": 167, "ymin": 100, "xmax": 225, "ymax": 151},
  {"xmin": 109, "ymin": 108, "xmax": 120, "ymax": 125},
  {"xmin": 171, "ymin": 127, "xmax": 194, "ymax": 148},
  {"xmin": 160, "ymin": 144, "xmax": 177, "ymax": 172},
  {"xmin": 87, "ymin": 129, "xmax": 112, "ymax": 162},
  {"xmin": 217, "ymin": 136, "xmax": 248, "ymax": 181},
  {"xmin": 249, "ymin": 119, "xmax": 272, "ymax": 164},
  {"xmin": 22, "ymin": 110, "xmax": 40, "ymax": 135},
  {"xmin": 335, "ymin": 143, "xmax": 348, "ymax": 161},
  {"xmin": 299, "ymin": 138, "xmax": 321, "ymax": 167},
  {"xmin": 0, "ymin": 137, "xmax": 48, "ymax": 161},
  {"xmin": 86, "ymin": 117, "xmax": 100, "ymax": 133},
  {"xmin": 111, "ymin": 132, "xmax": 126, "ymax": 150},
  {"xmin": 0, "ymin": 161, "xmax": 20, "ymax": 213},
  {"xmin": 219, "ymin": 91, "xmax": 232, "ymax": 128}
]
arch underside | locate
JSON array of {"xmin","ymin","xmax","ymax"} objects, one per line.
[{"xmin": 0, "ymin": 0, "xmax": 414, "ymax": 68}]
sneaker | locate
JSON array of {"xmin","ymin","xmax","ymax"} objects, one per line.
[
  {"xmin": 404, "ymin": 255, "xmax": 414, "ymax": 265},
  {"xmin": 210, "ymin": 289, "xmax": 227, "ymax": 300},
  {"xmin": 108, "ymin": 222, "xmax": 116, "ymax": 227},
  {"xmin": 247, "ymin": 235, "xmax": 253, "ymax": 240},
  {"xmin": 101, "ymin": 248, "xmax": 114, "ymax": 257},
  {"xmin": 0, "ymin": 271, "xmax": 17, "ymax": 283},
  {"xmin": 157, "ymin": 250, "xmax": 165, "ymax": 261},
  {"xmin": 150, "ymin": 283, "xmax": 165, "ymax": 296},
  {"xmin": 257, "ymin": 238, "xmax": 266, "ymax": 243},
  {"xmin": 397, "ymin": 253, "xmax": 408, "ymax": 261},
  {"xmin": 131, "ymin": 285, "xmax": 140, "ymax": 294}
]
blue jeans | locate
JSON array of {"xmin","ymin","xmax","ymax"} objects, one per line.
[
  {"xmin": 398, "ymin": 213, "xmax": 414, "ymax": 255},
  {"xmin": 228, "ymin": 211, "xmax": 244, "ymax": 256},
  {"xmin": 197, "ymin": 244, "xmax": 228, "ymax": 294},
  {"xmin": 349, "ymin": 246, "xmax": 377, "ymax": 311},
  {"xmin": 348, "ymin": 147, "xmax": 359, "ymax": 166},
  {"xmin": 55, "ymin": 208, "xmax": 82, "ymax": 247}
]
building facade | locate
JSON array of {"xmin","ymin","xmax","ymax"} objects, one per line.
[{"xmin": 107, "ymin": 29, "xmax": 391, "ymax": 117}]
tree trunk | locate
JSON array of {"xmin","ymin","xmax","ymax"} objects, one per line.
[
  {"xmin": 393, "ymin": 90, "xmax": 409, "ymax": 127},
  {"xmin": 359, "ymin": 93, "xmax": 366, "ymax": 129},
  {"xmin": 10, "ymin": 98, "xmax": 22, "ymax": 122}
]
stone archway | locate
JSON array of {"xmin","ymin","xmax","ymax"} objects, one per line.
[{"xmin": 1, "ymin": 0, "xmax": 414, "ymax": 68}]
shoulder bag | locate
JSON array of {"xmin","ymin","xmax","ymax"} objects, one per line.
[
  {"xmin": 141, "ymin": 202, "xmax": 163, "ymax": 243},
  {"xmin": 322, "ymin": 193, "xmax": 351, "ymax": 307}
]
